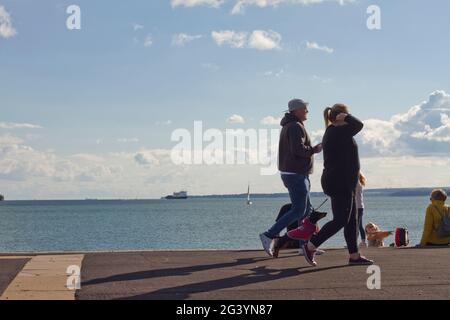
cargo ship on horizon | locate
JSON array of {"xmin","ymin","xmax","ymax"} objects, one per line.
[{"xmin": 164, "ymin": 191, "xmax": 188, "ymax": 200}]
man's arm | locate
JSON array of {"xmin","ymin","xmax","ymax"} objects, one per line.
[{"xmin": 287, "ymin": 124, "xmax": 315, "ymax": 158}]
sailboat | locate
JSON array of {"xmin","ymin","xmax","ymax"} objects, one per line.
[{"xmin": 246, "ymin": 184, "xmax": 252, "ymax": 205}]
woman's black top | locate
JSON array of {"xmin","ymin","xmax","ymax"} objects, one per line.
[{"xmin": 321, "ymin": 115, "xmax": 364, "ymax": 196}]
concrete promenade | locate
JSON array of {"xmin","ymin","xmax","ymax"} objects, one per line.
[{"xmin": 0, "ymin": 247, "xmax": 449, "ymax": 300}]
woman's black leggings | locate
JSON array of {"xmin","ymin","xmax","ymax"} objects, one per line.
[{"xmin": 310, "ymin": 192, "xmax": 358, "ymax": 254}]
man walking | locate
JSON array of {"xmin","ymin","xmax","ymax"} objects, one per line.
[{"xmin": 260, "ymin": 99, "xmax": 322, "ymax": 256}]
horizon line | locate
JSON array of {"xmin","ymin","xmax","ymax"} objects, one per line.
[{"xmin": 1, "ymin": 186, "xmax": 449, "ymax": 202}]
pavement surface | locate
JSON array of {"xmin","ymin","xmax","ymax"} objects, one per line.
[
  {"xmin": 78, "ymin": 247, "xmax": 450, "ymax": 300},
  {"xmin": 0, "ymin": 257, "xmax": 31, "ymax": 296},
  {"xmin": 1, "ymin": 247, "xmax": 449, "ymax": 300},
  {"xmin": 0, "ymin": 254, "xmax": 84, "ymax": 300}
]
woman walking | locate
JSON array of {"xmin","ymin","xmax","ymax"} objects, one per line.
[{"xmin": 300, "ymin": 104, "xmax": 373, "ymax": 266}]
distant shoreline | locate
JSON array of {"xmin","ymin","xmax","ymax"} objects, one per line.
[
  {"xmin": 1, "ymin": 187, "xmax": 448, "ymax": 202},
  {"xmin": 190, "ymin": 187, "xmax": 450, "ymax": 199}
]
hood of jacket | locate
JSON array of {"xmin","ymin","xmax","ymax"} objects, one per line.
[{"xmin": 280, "ymin": 113, "xmax": 301, "ymax": 127}]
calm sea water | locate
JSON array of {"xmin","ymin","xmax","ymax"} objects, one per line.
[{"xmin": 0, "ymin": 196, "xmax": 429, "ymax": 252}]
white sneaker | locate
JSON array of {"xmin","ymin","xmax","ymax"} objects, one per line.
[
  {"xmin": 259, "ymin": 233, "xmax": 274, "ymax": 257},
  {"xmin": 299, "ymin": 248, "xmax": 325, "ymax": 256}
]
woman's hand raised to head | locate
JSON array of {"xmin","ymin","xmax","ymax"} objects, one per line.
[{"xmin": 336, "ymin": 113, "xmax": 348, "ymax": 122}]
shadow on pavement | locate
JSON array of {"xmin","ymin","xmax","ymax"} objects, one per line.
[
  {"xmin": 82, "ymin": 255, "xmax": 295, "ymax": 287},
  {"xmin": 114, "ymin": 264, "xmax": 350, "ymax": 300}
]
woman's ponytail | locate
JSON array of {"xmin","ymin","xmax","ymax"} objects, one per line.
[
  {"xmin": 324, "ymin": 107, "xmax": 332, "ymax": 128},
  {"xmin": 324, "ymin": 104, "xmax": 350, "ymax": 128}
]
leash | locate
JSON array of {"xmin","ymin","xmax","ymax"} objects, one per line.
[{"xmin": 314, "ymin": 198, "xmax": 328, "ymax": 211}]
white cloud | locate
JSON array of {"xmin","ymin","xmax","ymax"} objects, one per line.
[
  {"xmin": 359, "ymin": 156, "xmax": 450, "ymax": 190},
  {"xmin": 0, "ymin": 122, "xmax": 42, "ymax": 129},
  {"xmin": 132, "ymin": 23, "xmax": 144, "ymax": 31},
  {"xmin": 231, "ymin": 0, "xmax": 355, "ymax": 15},
  {"xmin": 392, "ymin": 90, "xmax": 450, "ymax": 145},
  {"xmin": 212, "ymin": 30, "xmax": 248, "ymax": 48},
  {"xmin": 0, "ymin": 134, "xmax": 23, "ymax": 146},
  {"xmin": 306, "ymin": 41, "xmax": 334, "ymax": 54},
  {"xmin": 134, "ymin": 150, "xmax": 171, "ymax": 166},
  {"xmin": 248, "ymin": 30, "xmax": 282, "ymax": 50},
  {"xmin": 156, "ymin": 120, "xmax": 173, "ymax": 126},
  {"xmin": 359, "ymin": 119, "xmax": 402, "ymax": 156},
  {"xmin": 172, "ymin": 33, "xmax": 202, "ymax": 46},
  {"xmin": 0, "ymin": 137, "xmax": 123, "ymax": 185},
  {"xmin": 307, "ymin": 91, "xmax": 450, "ymax": 157},
  {"xmin": 117, "ymin": 138, "xmax": 140, "ymax": 143},
  {"xmin": 261, "ymin": 116, "xmax": 281, "ymax": 126},
  {"xmin": 228, "ymin": 114, "xmax": 245, "ymax": 124},
  {"xmin": 263, "ymin": 69, "xmax": 284, "ymax": 77},
  {"xmin": 1, "ymin": 124, "xmax": 449, "ymax": 199},
  {"xmin": 171, "ymin": 0, "xmax": 225, "ymax": 8},
  {"xmin": 143, "ymin": 35, "xmax": 153, "ymax": 47},
  {"xmin": 2, "ymin": 92, "xmax": 449, "ymax": 199},
  {"xmin": 71, "ymin": 154, "xmax": 106, "ymax": 163},
  {"xmin": 170, "ymin": 0, "xmax": 355, "ymax": 14},
  {"xmin": 212, "ymin": 30, "xmax": 281, "ymax": 50},
  {"xmin": 0, "ymin": 6, "xmax": 16, "ymax": 39},
  {"xmin": 357, "ymin": 90, "xmax": 450, "ymax": 156},
  {"xmin": 202, "ymin": 62, "xmax": 220, "ymax": 71},
  {"xmin": 312, "ymin": 75, "xmax": 333, "ymax": 83}
]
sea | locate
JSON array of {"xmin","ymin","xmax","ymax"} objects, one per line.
[{"xmin": 0, "ymin": 196, "xmax": 429, "ymax": 252}]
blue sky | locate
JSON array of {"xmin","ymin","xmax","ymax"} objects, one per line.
[{"xmin": 1, "ymin": 0, "xmax": 450, "ymax": 199}]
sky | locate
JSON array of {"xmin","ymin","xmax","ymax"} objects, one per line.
[{"xmin": 1, "ymin": 0, "xmax": 449, "ymax": 199}]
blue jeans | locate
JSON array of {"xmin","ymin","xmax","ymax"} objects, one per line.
[
  {"xmin": 357, "ymin": 208, "xmax": 366, "ymax": 241},
  {"xmin": 266, "ymin": 174, "xmax": 313, "ymax": 239}
]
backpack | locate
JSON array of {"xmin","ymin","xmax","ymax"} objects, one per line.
[{"xmin": 435, "ymin": 206, "xmax": 450, "ymax": 238}]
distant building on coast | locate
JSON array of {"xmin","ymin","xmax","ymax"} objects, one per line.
[
  {"xmin": 0, "ymin": 194, "xmax": 4, "ymax": 201},
  {"xmin": 164, "ymin": 191, "xmax": 188, "ymax": 200}
]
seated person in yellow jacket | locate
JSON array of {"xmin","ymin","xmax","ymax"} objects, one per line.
[{"xmin": 419, "ymin": 189, "xmax": 450, "ymax": 246}]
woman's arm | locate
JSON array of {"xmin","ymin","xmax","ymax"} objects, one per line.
[
  {"xmin": 375, "ymin": 231, "xmax": 393, "ymax": 239},
  {"xmin": 366, "ymin": 233, "xmax": 377, "ymax": 241},
  {"xmin": 369, "ymin": 231, "xmax": 393, "ymax": 240},
  {"xmin": 342, "ymin": 114, "xmax": 364, "ymax": 136}
]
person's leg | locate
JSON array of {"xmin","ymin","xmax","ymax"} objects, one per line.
[
  {"xmin": 298, "ymin": 177, "xmax": 313, "ymax": 247},
  {"xmin": 265, "ymin": 174, "xmax": 309, "ymax": 238},
  {"xmin": 343, "ymin": 195, "xmax": 358, "ymax": 255},
  {"xmin": 309, "ymin": 194, "xmax": 352, "ymax": 249},
  {"xmin": 358, "ymin": 208, "xmax": 366, "ymax": 241},
  {"xmin": 345, "ymin": 196, "xmax": 373, "ymax": 264},
  {"xmin": 305, "ymin": 177, "xmax": 313, "ymax": 217}
]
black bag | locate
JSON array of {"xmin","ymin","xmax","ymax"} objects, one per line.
[
  {"xmin": 394, "ymin": 228, "xmax": 409, "ymax": 247},
  {"xmin": 275, "ymin": 203, "xmax": 301, "ymax": 249}
]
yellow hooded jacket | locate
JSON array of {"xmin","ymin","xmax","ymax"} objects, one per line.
[{"xmin": 420, "ymin": 200, "xmax": 450, "ymax": 246}]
